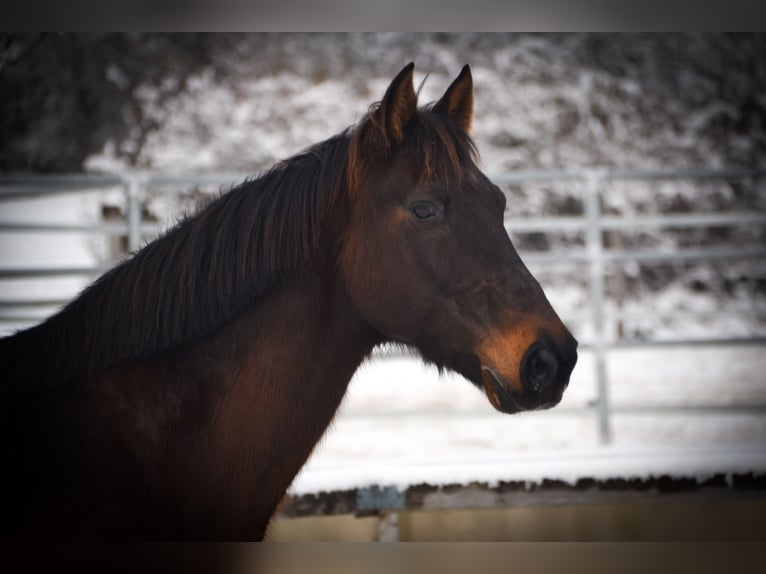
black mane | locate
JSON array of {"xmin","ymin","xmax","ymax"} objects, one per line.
[{"xmin": 1, "ymin": 132, "xmax": 353, "ymax": 388}]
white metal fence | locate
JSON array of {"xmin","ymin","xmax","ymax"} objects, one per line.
[{"xmin": 1, "ymin": 168, "xmax": 765, "ymax": 444}]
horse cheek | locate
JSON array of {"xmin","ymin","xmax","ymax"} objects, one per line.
[{"xmin": 341, "ymin": 228, "xmax": 421, "ymax": 341}]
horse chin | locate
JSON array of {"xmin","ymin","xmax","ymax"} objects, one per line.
[{"xmin": 480, "ymin": 367, "xmax": 522, "ymax": 414}]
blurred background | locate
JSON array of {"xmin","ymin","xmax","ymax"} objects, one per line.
[{"xmin": 1, "ymin": 33, "xmax": 765, "ymax": 541}]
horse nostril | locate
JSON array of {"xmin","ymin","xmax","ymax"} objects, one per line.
[{"xmin": 521, "ymin": 345, "xmax": 559, "ymax": 393}]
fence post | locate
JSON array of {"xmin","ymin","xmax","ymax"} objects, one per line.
[
  {"xmin": 126, "ymin": 174, "xmax": 144, "ymax": 253},
  {"xmin": 585, "ymin": 170, "xmax": 611, "ymax": 444},
  {"xmin": 376, "ymin": 512, "xmax": 400, "ymax": 542}
]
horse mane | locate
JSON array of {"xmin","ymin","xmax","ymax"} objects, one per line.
[
  {"xmin": 1, "ymin": 104, "xmax": 478, "ymax": 389},
  {"xmin": 2, "ymin": 132, "xmax": 353, "ymax": 388}
]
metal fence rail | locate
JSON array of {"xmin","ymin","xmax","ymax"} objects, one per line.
[{"xmin": 1, "ymin": 168, "xmax": 765, "ymax": 444}]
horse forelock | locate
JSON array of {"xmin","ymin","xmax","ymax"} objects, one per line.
[{"xmin": 347, "ymin": 105, "xmax": 478, "ymax": 194}]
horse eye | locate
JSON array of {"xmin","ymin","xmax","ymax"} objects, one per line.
[{"xmin": 411, "ymin": 203, "xmax": 438, "ymax": 220}]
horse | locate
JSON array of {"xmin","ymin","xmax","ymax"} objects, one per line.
[{"xmin": 0, "ymin": 63, "xmax": 577, "ymax": 540}]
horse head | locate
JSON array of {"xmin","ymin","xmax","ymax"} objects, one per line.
[{"xmin": 341, "ymin": 63, "xmax": 578, "ymax": 413}]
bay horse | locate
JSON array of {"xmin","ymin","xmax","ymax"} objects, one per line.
[{"xmin": 0, "ymin": 64, "xmax": 577, "ymax": 540}]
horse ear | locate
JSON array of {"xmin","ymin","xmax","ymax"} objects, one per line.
[
  {"xmin": 376, "ymin": 62, "xmax": 417, "ymax": 143},
  {"xmin": 433, "ymin": 64, "xmax": 473, "ymax": 134}
]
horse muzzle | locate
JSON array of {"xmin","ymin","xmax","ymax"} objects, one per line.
[{"xmin": 478, "ymin": 330, "xmax": 578, "ymax": 414}]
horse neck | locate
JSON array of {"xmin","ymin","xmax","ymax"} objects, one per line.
[{"xmin": 169, "ymin": 272, "xmax": 380, "ymax": 533}]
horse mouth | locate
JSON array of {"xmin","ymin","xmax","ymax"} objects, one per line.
[{"xmin": 480, "ymin": 366, "xmax": 522, "ymax": 414}]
